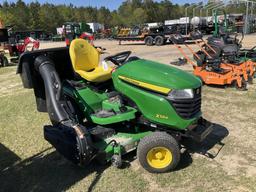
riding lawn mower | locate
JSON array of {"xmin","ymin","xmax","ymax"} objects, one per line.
[
  {"xmin": 207, "ymin": 9, "xmax": 256, "ymax": 78},
  {"xmin": 170, "ymin": 9, "xmax": 256, "ymax": 90},
  {"xmin": 18, "ymin": 39, "xmax": 213, "ymax": 173}
]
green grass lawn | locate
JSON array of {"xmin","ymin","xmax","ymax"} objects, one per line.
[{"xmin": 1, "ymin": 66, "xmax": 256, "ymax": 192}]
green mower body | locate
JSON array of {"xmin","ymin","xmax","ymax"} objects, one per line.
[
  {"xmin": 112, "ymin": 59, "xmax": 202, "ymax": 129},
  {"xmin": 18, "ymin": 47, "xmax": 212, "ymax": 173}
]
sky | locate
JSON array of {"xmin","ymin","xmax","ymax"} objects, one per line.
[{"xmin": 4, "ymin": 0, "xmax": 192, "ymax": 11}]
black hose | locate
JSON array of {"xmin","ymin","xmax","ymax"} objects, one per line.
[{"xmin": 34, "ymin": 55, "xmax": 70, "ymax": 125}]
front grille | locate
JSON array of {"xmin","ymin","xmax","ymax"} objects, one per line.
[{"xmin": 168, "ymin": 87, "xmax": 202, "ymax": 119}]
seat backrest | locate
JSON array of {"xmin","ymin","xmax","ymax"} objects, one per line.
[{"xmin": 69, "ymin": 39, "xmax": 99, "ymax": 72}]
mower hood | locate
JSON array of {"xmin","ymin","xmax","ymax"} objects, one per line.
[{"xmin": 113, "ymin": 59, "xmax": 201, "ymax": 91}]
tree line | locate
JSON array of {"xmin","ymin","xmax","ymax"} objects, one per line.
[{"xmin": 0, "ymin": 0, "xmax": 250, "ymax": 33}]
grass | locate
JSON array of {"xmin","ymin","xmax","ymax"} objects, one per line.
[{"xmin": 1, "ymin": 65, "xmax": 256, "ymax": 192}]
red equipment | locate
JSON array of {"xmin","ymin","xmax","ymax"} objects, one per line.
[
  {"xmin": 79, "ymin": 32, "xmax": 94, "ymax": 44},
  {"xmin": 16, "ymin": 37, "xmax": 40, "ymax": 53}
]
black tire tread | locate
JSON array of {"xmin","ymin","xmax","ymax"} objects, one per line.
[
  {"xmin": 144, "ymin": 36, "xmax": 154, "ymax": 46},
  {"xmin": 235, "ymin": 77, "xmax": 247, "ymax": 91},
  {"xmin": 155, "ymin": 36, "xmax": 164, "ymax": 46},
  {"xmin": 248, "ymin": 75, "xmax": 254, "ymax": 84}
]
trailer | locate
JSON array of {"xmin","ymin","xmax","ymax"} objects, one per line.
[{"xmin": 115, "ymin": 25, "xmax": 203, "ymax": 46}]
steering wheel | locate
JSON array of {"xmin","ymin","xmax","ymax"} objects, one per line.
[{"xmin": 104, "ymin": 51, "xmax": 131, "ymax": 66}]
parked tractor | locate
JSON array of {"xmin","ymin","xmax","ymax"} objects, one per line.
[
  {"xmin": 63, "ymin": 22, "xmax": 94, "ymax": 46},
  {"xmin": 18, "ymin": 39, "xmax": 213, "ymax": 173}
]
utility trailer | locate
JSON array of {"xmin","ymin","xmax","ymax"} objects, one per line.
[{"xmin": 115, "ymin": 25, "xmax": 203, "ymax": 46}]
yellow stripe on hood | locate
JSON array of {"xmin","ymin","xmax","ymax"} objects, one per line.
[{"xmin": 119, "ymin": 75, "xmax": 171, "ymax": 95}]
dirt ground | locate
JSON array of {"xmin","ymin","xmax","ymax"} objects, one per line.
[{"xmin": 1, "ymin": 34, "xmax": 256, "ymax": 192}]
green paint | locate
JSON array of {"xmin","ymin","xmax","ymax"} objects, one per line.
[
  {"xmin": 63, "ymin": 85, "xmax": 108, "ymax": 114},
  {"xmin": 113, "ymin": 59, "xmax": 201, "ymax": 90},
  {"xmin": 94, "ymin": 131, "xmax": 152, "ymax": 161},
  {"xmin": 102, "ymin": 100, "xmax": 122, "ymax": 112},
  {"xmin": 112, "ymin": 59, "xmax": 201, "ymax": 130},
  {"xmin": 63, "ymin": 59, "xmax": 202, "ymax": 131},
  {"xmin": 77, "ymin": 88, "xmax": 108, "ymax": 111},
  {"xmin": 213, "ymin": 9, "xmax": 228, "ymax": 37},
  {"xmin": 90, "ymin": 106, "xmax": 137, "ymax": 125}
]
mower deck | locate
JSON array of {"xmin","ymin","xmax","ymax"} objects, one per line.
[
  {"xmin": 94, "ymin": 131, "xmax": 152, "ymax": 161},
  {"xmin": 193, "ymin": 60, "xmax": 254, "ymax": 88}
]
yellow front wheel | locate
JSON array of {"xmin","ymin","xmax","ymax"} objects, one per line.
[
  {"xmin": 137, "ymin": 132, "xmax": 180, "ymax": 173},
  {"xmin": 146, "ymin": 147, "xmax": 173, "ymax": 169}
]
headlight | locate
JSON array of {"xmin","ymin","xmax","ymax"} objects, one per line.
[{"xmin": 167, "ymin": 89, "xmax": 194, "ymax": 99}]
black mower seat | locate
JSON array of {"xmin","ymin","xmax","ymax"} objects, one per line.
[{"xmin": 221, "ymin": 44, "xmax": 242, "ymax": 64}]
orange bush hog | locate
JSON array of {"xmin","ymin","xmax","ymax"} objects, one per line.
[
  {"xmin": 170, "ymin": 34, "xmax": 252, "ymax": 90},
  {"xmin": 191, "ymin": 34, "xmax": 256, "ymax": 82}
]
